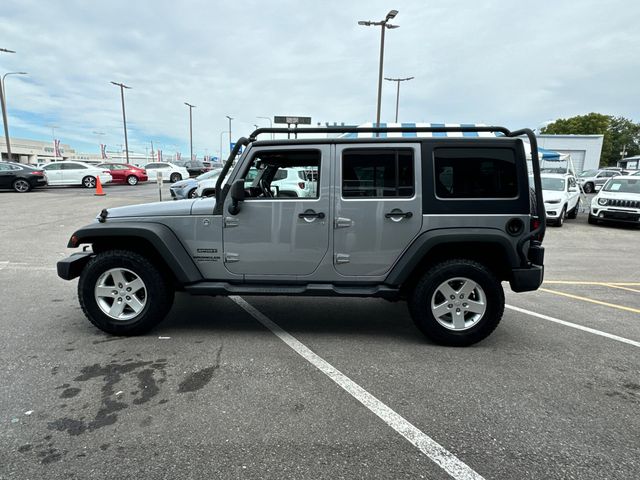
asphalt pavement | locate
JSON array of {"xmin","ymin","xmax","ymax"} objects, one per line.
[{"xmin": 1, "ymin": 183, "xmax": 638, "ymax": 479}]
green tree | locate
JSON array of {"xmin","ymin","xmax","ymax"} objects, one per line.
[{"xmin": 540, "ymin": 113, "xmax": 640, "ymax": 166}]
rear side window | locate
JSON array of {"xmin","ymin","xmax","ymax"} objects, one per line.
[
  {"xmin": 342, "ymin": 149, "xmax": 414, "ymax": 198},
  {"xmin": 434, "ymin": 147, "xmax": 517, "ymax": 199}
]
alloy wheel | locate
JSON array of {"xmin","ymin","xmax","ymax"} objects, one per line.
[
  {"xmin": 94, "ymin": 268, "xmax": 147, "ymax": 321},
  {"xmin": 430, "ymin": 277, "xmax": 486, "ymax": 331}
]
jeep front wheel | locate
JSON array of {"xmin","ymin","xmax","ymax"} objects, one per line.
[
  {"xmin": 78, "ymin": 250, "xmax": 174, "ymax": 335},
  {"xmin": 408, "ymin": 259, "xmax": 504, "ymax": 346}
]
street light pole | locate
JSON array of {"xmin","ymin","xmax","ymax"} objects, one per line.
[
  {"xmin": 110, "ymin": 81, "xmax": 131, "ymax": 164},
  {"xmin": 226, "ymin": 115, "xmax": 233, "ymax": 155},
  {"xmin": 219, "ymin": 131, "xmax": 226, "ymax": 162},
  {"xmin": 358, "ymin": 10, "xmax": 399, "ymax": 135},
  {"xmin": 384, "ymin": 76, "xmax": 414, "ymax": 122},
  {"xmin": 184, "ymin": 102, "xmax": 195, "ymax": 162},
  {"xmin": 0, "ymin": 48, "xmax": 18, "ymax": 161}
]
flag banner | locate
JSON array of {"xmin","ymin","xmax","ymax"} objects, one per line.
[
  {"xmin": 192, "ymin": 154, "xmax": 196, "ymax": 161},
  {"xmin": 176, "ymin": 152, "xmax": 181, "ymax": 161},
  {"xmin": 157, "ymin": 150, "xmax": 162, "ymax": 161},
  {"xmin": 100, "ymin": 144, "xmax": 108, "ymax": 159},
  {"xmin": 54, "ymin": 139, "xmax": 61, "ymax": 158}
]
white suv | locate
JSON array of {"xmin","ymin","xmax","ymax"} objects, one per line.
[
  {"xmin": 540, "ymin": 173, "xmax": 581, "ymax": 227},
  {"xmin": 589, "ymin": 176, "xmax": 640, "ymax": 225},
  {"xmin": 143, "ymin": 162, "xmax": 190, "ymax": 183}
]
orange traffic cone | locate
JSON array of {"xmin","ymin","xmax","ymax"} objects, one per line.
[{"xmin": 94, "ymin": 176, "xmax": 106, "ymax": 196}]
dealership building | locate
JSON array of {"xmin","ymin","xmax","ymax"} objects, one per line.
[{"xmin": 535, "ymin": 134, "xmax": 604, "ymax": 172}]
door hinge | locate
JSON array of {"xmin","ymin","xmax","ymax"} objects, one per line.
[
  {"xmin": 224, "ymin": 217, "xmax": 239, "ymax": 228},
  {"xmin": 334, "ymin": 217, "xmax": 352, "ymax": 229},
  {"xmin": 224, "ymin": 253, "xmax": 239, "ymax": 263},
  {"xmin": 335, "ymin": 253, "xmax": 350, "ymax": 264}
]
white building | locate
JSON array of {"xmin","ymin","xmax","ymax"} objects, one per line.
[
  {"xmin": 0, "ymin": 136, "xmax": 155, "ymax": 165},
  {"xmin": 536, "ymin": 134, "xmax": 604, "ymax": 173},
  {"xmin": 618, "ymin": 155, "xmax": 640, "ymax": 170}
]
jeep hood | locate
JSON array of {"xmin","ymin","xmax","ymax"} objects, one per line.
[{"xmin": 101, "ymin": 197, "xmax": 217, "ymax": 219}]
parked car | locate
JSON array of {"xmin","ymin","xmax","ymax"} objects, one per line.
[
  {"xmin": 170, "ymin": 168, "xmax": 222, "ymax": 199},
  {"xmin": 540, "ymin": 173, "xmax": 581, "ymax": 227},
  {"xmin": 577, "ymin": 169, "xmax": 620, "ymax": 193},
  {"xmin": 96, "ymin": 163, "xmax": 148, "ymax": 185},
  {"xmin": 174, "ymin": 160, "xmax": 213, "ymax": 177},
  {"xmin": 195, "ymin": 166, "xmax": 317, "ymax": 198},
  {"xmin": 42, "ymin": 161, "xmax": 112, "ymax": 188},
  {"xmin": 630, "ymin": 171, "xmax": 640, "ymax": 176},
  {"xmin": 589, "ymin": 176, "xmax": 640, "ymax": 225},
  {"xmin": 0, "ymin": 161, "xmax": 48, "ymax": 192},
  {"xmin": 142, "ymin": 162, "xmax": 189, "ymax": 183},
  {"xmin": 58, "ymin": 124, "xmax": 546, "ymax": 347}
]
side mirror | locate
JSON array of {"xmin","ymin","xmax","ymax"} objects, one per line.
[{"xmin": 228, "ymin": 179, "xmax": 245, "ymax": 215}]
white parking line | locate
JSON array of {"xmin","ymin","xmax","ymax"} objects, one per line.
[
  {"xmin": 506, "ymin": 305, "xmax": 640, "ymax": 348},
  {"xmin": 230, "ymin": 296, "xmax": 484, "ymax": 480}
]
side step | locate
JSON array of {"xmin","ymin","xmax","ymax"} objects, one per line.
[{"xmin": 183, "ymin": 282, "xmax": 400, "ymax": 299}]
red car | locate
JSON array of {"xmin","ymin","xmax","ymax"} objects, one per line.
[{"xmin": 97, "ymin": 163, "xmax": 148, "ymax": 185}]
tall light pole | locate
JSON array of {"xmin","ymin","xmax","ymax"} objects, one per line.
[
  {"xmin": 184, "ymin": 102, "xmax": 195, "ymax": 162},
  {"xmin": 257, "ymin": 116, "xmax": 274, "ymax": 139},
  {"xmin": 384, "ymin": 76, "xmax": 414, "ymax": 123},
  {"xmin": 0, "ymin": 71, "xmax": 27, "ymax": 162},
  {"xmin": 358, "ymin": 10, "xmax": 399, "ymax": 135},
  {"xmin": 226, "ymin": 115, "xmax": 233, "ymax": 155},
  {"xmin": 0, "ymin": 48, "xmax": 17, "ymax": 161},
  {"xmin": 219, "ymin": 130, "xmax": 226, "ymax": 162},
  {"xmin": 110, "ymin": 81, "xmax": 131, "ymax": 164}
]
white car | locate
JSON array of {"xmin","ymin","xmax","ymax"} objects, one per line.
[
  {"xmin": 195, "ymin": 166, "xmax": 318, "ymax": 198},
  {"xmin": 42, "ymin": 161, "xmax": 113, "ymax": 188},
  {"xmin": 540, "ymin": 173, "xmax": 581, "ymax": 227},
  {"xmin": 143, "ymin": 162, "xmax": 190, "ymax": 183},
  {"xmin": 589, "ymin": 176, "xmax": 640, "ymax": 225}
]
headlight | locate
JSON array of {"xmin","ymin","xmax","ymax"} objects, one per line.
[{"xmin": 597, "ymin": 197, "xmax": 608, "ymax": 206}]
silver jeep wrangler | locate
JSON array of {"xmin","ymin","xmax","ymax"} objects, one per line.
[{"xmin": 58, "ymin": 125, "xmax": 546, "ymax": 346}]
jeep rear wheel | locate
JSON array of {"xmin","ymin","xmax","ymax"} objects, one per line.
[
  {"xmin": 78, "ymin": 250, "xmax": 174, "ymax": 335},
  {"xmin": 408, "ymin": 259, "xmax": 504, "ymax": 346},
  {"xmin": 583, "ymin": 182, "xmax": 594, "ymax": 194}
]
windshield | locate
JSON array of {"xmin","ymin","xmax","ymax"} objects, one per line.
[
  {"xmin": 578, "ymin": 170, "xmax": 597, "ymax": 177},
  {"xmin": 541, "ymin": 177, "xmax": 565, "ymax": 191},
  {"xmin": 196, "ymin": 168, "xmax": 222, "ymax": 181},
  {"xmin": 603, "ymin": 178, "xmax": 640, "ymax": 193}
]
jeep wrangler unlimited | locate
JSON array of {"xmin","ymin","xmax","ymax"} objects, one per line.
[{"xmin": 58, "ymin": 125, "xmax": 546, "ymax": 346}]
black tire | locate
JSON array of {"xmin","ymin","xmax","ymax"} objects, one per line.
[
  {"xmin": 188, "ymin": 188, "xmax": 198, "ymax": 198},
  {"xmin": 78, "ymin": 250, "xmax": 174, "ymax": 335},
  {"xmin": 583, "ymin": 182, "xmax": 594, "ymax": 194},
  {"xmin": 170, "ymin": 173, "xmax": 181, "ymax": 183},
  {"xmin": 82, "ymin": 176, "xmax": 96, "ymax": 188},
  {"xmin": 588, "ymin": 214, "xmax": 598, "ymax": 225},
  {"xmin": 408, "ymin": 259, "xmax": 504, "ymax": 346},
  {"xmin": 127, "ymin": 175, "xmax": 139, "ymax": 186},
  {"xmin": 12, "ymin": 178, "xmax": 31, "ymax": 193},
  {"xmin": 567, "ymin": 200, "xmax": 579, "ymax": 219},
  {"xmin": 555, "ymin": 206, "xmax": 566, "ymax": 227}
]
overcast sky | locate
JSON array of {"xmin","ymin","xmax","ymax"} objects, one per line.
[{"xmin": 1, "ymin": 0, "xmax": 638, "ymax": 159}]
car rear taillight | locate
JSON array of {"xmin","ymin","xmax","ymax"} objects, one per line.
[
  {"xmin": 298, "ymin": 182, "xmax": 305, "ymax": 189},
  {"xmin": 103, "ymin": 171, "xmax": 110, "ymax": 174},
  {"xmin": 530, "ymin": 217, "xmax": 544, "ymax": 242},
  {"xmin": 32, "ymin": 171, "xmax": 44, "ymax": 175}
]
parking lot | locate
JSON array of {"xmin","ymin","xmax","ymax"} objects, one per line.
[{"xmin": 1, "ymin": 183, "xmax": 638, "ymax": 479}]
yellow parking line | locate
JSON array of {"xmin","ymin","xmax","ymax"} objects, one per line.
[
  {"xmin": 539, "ymin": 288, "xmax": 640, "ymax": 314},
  {"xmin": 603, "ymin": 284, "xmax": 640, "ymax": 294}
]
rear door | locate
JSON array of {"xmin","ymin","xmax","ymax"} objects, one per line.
[
  {"xmin": 0, "ymin": 163, "xmax": 15, "ymax": 188},
  {"xmin": 333, "ymin": 144, "xmax": 422, "ymax": 276}
]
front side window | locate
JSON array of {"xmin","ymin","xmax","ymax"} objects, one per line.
[
  {"xmin": 62, "ymin": 163, "xmax": 87, "ymax": 170},
  {"xmin": 240, "ymin": 149, "xmax": 320, "ymax": 199},
  {"xmin": 45, "ymin": 163, "xmax": 62, "ymax": 171},
  {"xmin": 342, "ymin": 149, "xmax": 414, "ymax": 198},
  {"xmin": 434, "ymin": 147, "xmax": 518, "ymax": 199}
]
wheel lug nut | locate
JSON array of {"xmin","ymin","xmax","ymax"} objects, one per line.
[
  {"xmin": 126, "ymin": 296, "xmax": 131, "ymax": 301},
  {"xmin": 112, "ymin": 290, "xmax": 118, "ymax": 295},
  {"xmin": 448, "ymin": 304, "xmax": 453, "ymax": 309},
  {"xmin": 450, "ymin": 295, "xmax": 455, "ymax": 300},
  {"xmin": 459, "ymin": 294, "xmax": 464, "ymax": 299},
  {"xmin": 118, "ymin": 297, "xmax": 122, "ymax": 302},
  {"xmin": 118, "ymin": 283, "xmax": 123, "ymax": 288},
  {"xmin": 463, "ymin": 303, "xmax": 468, "ymax": 308},
  {"xmin": 126, "ymin": 287, "xmax": 131, "ymax": 292},
  {"xmin": 456, "ymin": 308, "xmax": 461, "ymax": 313}
]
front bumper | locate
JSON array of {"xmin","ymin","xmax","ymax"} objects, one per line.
[
  {"xmin": 544, "ymin": 204, "xmax": 562, "ymax": 218},
  {"xmin": 590, "ymin": 207, "xmax": 640, "ymax": 223},
  {"xmin": 57, "ymin": 252, "xmax": 93, "ymax": 280}
]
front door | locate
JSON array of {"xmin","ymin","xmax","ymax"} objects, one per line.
[
  {"xmin": 43, "ymin": 163, "xmax": 63, "ymax": 185},
  {"xmin": 222, "ymin": 146, "xmax": 330, "ymax": 277},
  {"xmin": 334, "ymin": 144, "xmax": 423, "ymax": 276}
]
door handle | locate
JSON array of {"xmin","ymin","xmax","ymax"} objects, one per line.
[
  {"xmin": 385, "ymin": 210, "xmax": 413, "ymax": 219},
  {"xmin": 298, "ymin": 210, "xmax": 325, "ymax": 220}
]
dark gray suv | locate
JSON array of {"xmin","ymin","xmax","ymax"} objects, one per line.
[{"xmin": 58, "ymin": 125, "xmax": 546, "ymax": 346}]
